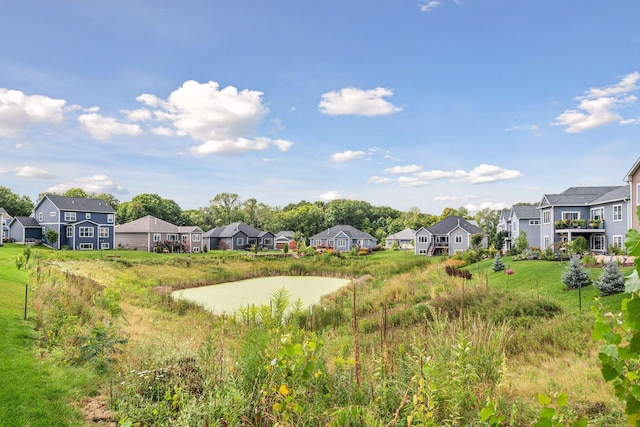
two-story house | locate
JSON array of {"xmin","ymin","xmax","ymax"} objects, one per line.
[
  {"xmin": 204, "ymin": 222, "xmax": 275, "ymax": 251},
  {"xmin": 8, "ymin": 195, "xmax": 116, "ymax": 250},
  {"xmin": 626, "ymin": 157, "xmax": 640, "ymax": 231},
  {"xmin": 309, "ymin": 225, "xmax": 377, "ymax": 251},
  {"xmin": 115, "ymin": 215, "xmax": 204, "ymax": 253},
  {"xmin": 538, "ymin": 186, "xmax": 630, "ymax": 254},
  {"xmin": 414, "ymin": 215, "xmax": 487, "ymax": 256},
  {"xmin": 0, "ymin": 207, "xmax": 11, "ymax": 245},
  {"xmin": 498, "ymin": 205, "xmax": 541, "ymax": 253}
]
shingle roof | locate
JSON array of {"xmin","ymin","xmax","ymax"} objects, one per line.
[
  {"xmin": 203, "ymin": 222, "xmax": 265, "ymax": 238},
  {"xmin": 11, "ymin": 216, "xmax": 41, "ymax": 227},
  {"xmin": 428, "ymin": 216, "xmax": 482, "ymax": 235},
  {"xmin": 116, "ymin": 215, "xmax": 178, "ymax": 233},
  {"xmin": 540, "ymin": 186, "xmax": 628, "ymax": 207},
  {"xmin": 310, "ymin": 225, "xmax": 376, "ymax": 241},
  {"xmin": 43, "ymin": 195, "xmax": 116, "ymax": 213},
  {"xmin": 511, "ymin": 205, "xmax": 539, "ymax": 219},
  {"xmin": 386, "ymin": 228, "xmax": 415, "ymax": 240}
]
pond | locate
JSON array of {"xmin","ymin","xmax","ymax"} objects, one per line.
[{"xmin": 171, "ymin": 276, "xmax": 351, "ymax": 315}]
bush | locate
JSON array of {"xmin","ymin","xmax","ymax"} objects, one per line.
[
  {"xmin": 491, "ymin": 254, "xmax": 505, "ymax": 272},
  {"xmin": 593, "ymin": 259, "xmax": 625, "ymax": 296},
  {"xmin": 561, "ymin": 256, "xmax": 591, "ymax": 290}
]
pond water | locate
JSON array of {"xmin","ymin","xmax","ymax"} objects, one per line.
[{"xmin": 171, "ymin": 276, "xmax": 351, "ymax": 315}]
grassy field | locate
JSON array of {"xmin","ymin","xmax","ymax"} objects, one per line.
[{"xmin": 0, "ymin": 244, "xmax": 633, "ymax": 426}]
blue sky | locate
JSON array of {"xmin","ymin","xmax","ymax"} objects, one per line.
[{"xmin": 1, "ymin": 1, "xmax": 639, "ymax": 215}]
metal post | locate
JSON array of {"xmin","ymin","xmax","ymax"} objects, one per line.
[{"xmin": 24, "ymin": 284, "xmax": 28, "ymax": 320}]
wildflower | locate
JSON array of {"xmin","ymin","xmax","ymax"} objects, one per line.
[
  {"xmin": 506, "ymin": 269, "xmax": 515, "ymax": 275},
  {"xmin": 279, "ymin": 384, "xmax": 289, "ymax": 395}
]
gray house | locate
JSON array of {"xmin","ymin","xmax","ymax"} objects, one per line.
[
  {"xmin": 204, "ymin": 222, "xmax": 275, "ymax": 251},
  {"xmin": 309, "ymin": 225, "xmax": 377, "ymax": 251},
  {"xmin": 0, "ymin": 207, "xmax": 11, "ymax": 245},
  {"xmin": 538, "ymin": 186, "xmax": 630, "ymax": 254},
  {"xmin": 626, "ymin": 157, "xmax": 640, "ymax": 232},
  {"xmin": 274, "ymin": 230, "xmax": 295, "ymax": 250},
  {"xmin": 115, "ymin": 215, "xmax": 204, "ymax": 253},
  {"xmin": 499, "ymin": 205, "xmax": 541, "ymax": 253},
  {"xmin": 7, "ymin": 216, "xmax": 42, "ymax": 245},
  {"xmin": 414, "ymin": 216, "xmax": 486, "ymax": 256},
  {"xmin": 385, "ymin": 228, "xmax": 415, "ymax": 249}
]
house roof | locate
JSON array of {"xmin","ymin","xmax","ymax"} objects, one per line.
[
  {"xmin": 511, "ymin": 205, "xmax": 539, "ymax": 219},
  {"xmin": 539, "ymin": 186, "xmax": 628, "ymax": 207},
  {"xmin": 309, "ymin": 225, "xmax": 376, "ymax": 241},
  {"xmin": 203, "ymin": 222, "xmax": 265, "ymax": 239},
  {"xmin": 40, "ymin": 195, "xmax": 116, "ymax": 213},
  {"xmin": 427, "ymin": 215, "xmax": 482, "ymax": 236},
  {"xmin": 275, "ymin": 230, "xmax": 294, "ymax": 239},
  {"xmin": 0, "ymin": 207, "xmax": 9, "ymax": 216},
  {"xmin": 10, "ymin": 216, "xmax": 41, "ymax": 227},
  {"xmin": 116, "ymin": 215, "xmax": 182, "ymax": 233},
  {"xmin": 625, "ymin": 157, "xmax": 640, "ymax": 182},
  {"xmin": 386, "ymin": 228, "xmax": 415, "ymax": 240}
]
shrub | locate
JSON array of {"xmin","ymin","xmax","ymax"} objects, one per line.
[
  {"xmin": 491, "ymin": 254, "xmax": 505, "ymax": 272},
  {"xmin": 561, "ymin": 256, "xmax": 591, "ymax": 290},
  {"xmin": 593, "ymin": 259, "xmax": 625, "ymax": 296}
]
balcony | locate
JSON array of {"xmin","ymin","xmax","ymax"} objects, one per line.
[{"xmin": 554, "ymin": 219, "xmax": 604, "ymax": 231}]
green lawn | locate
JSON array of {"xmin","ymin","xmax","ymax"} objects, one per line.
[{"xmin": 0, "ymin": 244, "xmax": 93, "ymax": 427}]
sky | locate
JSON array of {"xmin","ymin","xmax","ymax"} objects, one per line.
[{"xmin": 1, "ymin": 1, "xmax": 640, "ymax": 215}]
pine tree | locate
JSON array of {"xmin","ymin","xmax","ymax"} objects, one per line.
[
  {"xmin": 492, "ymin": 253, "xmax": 506, "ymax": 272},
  {"xmin": 561, "ymin": 256, "xmax": 591, "ymax": 290},
  {"xmin": 593, "ymin": 259, "xmax": 625, "ymax": 296}
]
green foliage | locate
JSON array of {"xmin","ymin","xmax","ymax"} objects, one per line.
[
  {"xmin": 571, "ymin": 236, "xmax": 587, "ymax": 256},
  {"xmin": 514, "ymin": 231, "xmax": 529, "ymax": 254},
  {"xmin": 561, "ymin": 256, "xmax": 590, "ymax": 290},
  {"xmin": 593, "ymin": 259, "xmax": 625, "ymax": 296},
  {"xmin": 481, "ymin": 393, "xmax": 587, "ymax": 427},
  {"xmin": 45, "ymin": 228, "xmax": 59, "ymax": 247},
  {"xmin": 492, "ymin": 253, "xmax": 506, "ymax": 272}
]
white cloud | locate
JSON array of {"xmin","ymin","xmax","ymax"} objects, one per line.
[
  {"xmin": 369, "ymin": 176, "xmax": 392, "ymax": 184},
  {"xmin": 0, "ymin": 165, "xmax": 55, "ymax": 179},
  {"xmin": 454, "ymin": 164, "xmax": 522, "ymax": 184},
  {"xmin": 464, "ymin": 201, "xmax": 511, "ymax": 213},
  {"xmin": 0, "ymin": 88, "xmax": 66, "ymax": 137},
  {"xmin": 319, "ymin": 87, "xmax": 402, "ymax": 117},
  {"xmin": 434, "ymin": 194, "xmax": 477, "ymax": 201},
  {"xmin": 331, "ymin": 150, "xmax": 366, "ymax": 162},
  {"xmin": 505, "ymin": 124, "xmax": 542, "ymax": 136},
  {"xmin": 151, "ymin": 126, "xmax": 174, "ymax": 136},
  {"xmin": 78, "ymin": 113, "xmax": 142, "ymax": 141},
  {"xmin": 122, "ymin": 108, "xmax": 152, "ymax": 122},
  {"xmin": 137, "ymin": 80, "xmax": 291, "ymax": 155},
  {"xmin": 384, "ymin": 164, "xmax": 423, "ymax": 174},
  {"xmin": 419, "ymin": 1, "xmax": 442, "ymax": 12},
  {"xmin": 45, "ymin": 174, "xmax": 128, "ymax": 195},
  {"xmin": 554, "ymin": 72, "xmax": 640, "ymax": 133},
  {"xmin": 397, "ymin": 176, "xmax": 430, "ymax": 187},
  {"xmin": 315, "ymin": 190, "xmax": 341, "ymax": 201}
]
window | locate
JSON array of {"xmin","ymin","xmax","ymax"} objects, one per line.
[
  {"xmin": 544, "ymin": 236, "xmax": 550, "ymax": 249},
  {"xmin": 50, "ymin": 211, "xmax": 55, "ymax": 217},
  {"xmin": 337, "ymin": 239, "xmax": 347, "ymax": 247},
  {"xmin": 79, "ymin": 227, "xmax": 94, "ymax": 238},
  {"xmin": 167, "ymin": 234, "xmax": 178, "ymax": 242},
  {"xmin": 38, "ymin": 212, "xmax": 43, "ymax": 221},
  {"xmin": 236, "ymin": 237, "xmax": 244, "ymax": 246},
  {"xmin": 193, "ymin": 234, "xmax": 201, "ymax": 242},
  {"xmin": 590, "ymin": 207, "xmax": 604, "ymax": 220},
  {"xmin": 66, "ymin": 227, "xmax": 73, "ymax": 238},
  {"xmin": 613, "ymin": 204, "xmax": 622, "ymax": 222},
  {"xmin": 99, "ymin": 227, "xmax": 109, "ymax": 238},
  {"xmin": 153, "ymin": 233, "xmax": 161, "ymax": 242},
  {"xmin": 562, "ymin": 211, "xmax": 580, "ymax": 220},
  {"xmin": 64, "ymin": 212, "xmax": 76, "ymax": 221},
  {"xmin": 418, "ymin": 249, "xmax": 427, "ymax": 255},
  {"xmin": 79, "ymin": 243, "xmax": 93, "ymax": 250},
  {"xmin": 100, "ymin": 242, "xmax": 110, "ymax": 250},
  {"xmin": 529, "ymin": 219, "xmax": 540, "ymax": 226},
  {"xmin": 263, "ymin": 238, "xmax": 272, "ymax": 245},
  {"xmin": 86, "ymin": 213, "xmax": 91, "ymax": 219},
  {"xmin": 193, "ymin": 247, "xmax": 200, "ymax": 253},
  {"xmin": 543, "ymin": 210, "xmax": 550, "ymax": 224},
  {"xmin": 454, "ymin": 235, "xmax": 463, "ymax": 244},
  {"xmin": 418, "ymin": 235, "xmax": 429, "ymax": 243},
  {"xmin": 591, "ymin": 235, "xmax": 605, "ymax": 252},
  {"xmin": 613, "ymin": 235, "xmax": 623, "ymax": 249},
  {"xmin": 107, "ymin": 214, "xmax": 114, "ymax": 223}
]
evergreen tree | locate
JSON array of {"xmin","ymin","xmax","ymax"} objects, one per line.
[
  {"xmin": 492, "ymin": 253, "xmax": 506, "ymax": 272},
  {"xmin": 561, "ymin": 256, "xmax": 591, "ymax": 290},
  {"xmin": 593, "ymin": 259, "xmax": 625, "ymax": 296}
]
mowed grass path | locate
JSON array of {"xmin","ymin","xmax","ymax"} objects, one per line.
[{"xmin": 0, "ymin": 245, "xmax": 90, "ymax": 427}]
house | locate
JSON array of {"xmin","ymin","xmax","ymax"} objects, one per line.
[
  {"xmin": 309, "ymin": 225, "xmax": 377, "ymax": 251},
  {"xmin": 384, "ymin": 228, "xmax": 415, "ymax": 249},
  {"xmin": 626, "ymin": 157, "xmax": 640, "ymax": 232},
  {"xmin": 499, "ymin": 205, "xmax": 541, "ymax": 253},
  {"xmin": 274, "ymin": 231, "xmax": 295, "ymax": 250},
  {"xmin": 538, "ymin": 186, "xmax": 630, "ymax": 254},
  {"xmin": 9, "ymin": 195, "xmax": 116, "ymax": 250},
  {"xmin": 203, "ymin": 222, "xmax": 275, "ymax": 251},
  {"xmin": 115, "ymin": 215, "xmax": 204, "ymax": 253},
  {"xmin": 0, "ymin": 207, "xmax": 11, "ymax": 245},
  {"xmin": 414, "ymin": 215, "xmax": 487, "ymax": 256}
]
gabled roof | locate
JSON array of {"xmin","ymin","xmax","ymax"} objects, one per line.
[
  {"xmin": 511, "ymin": 205, "xmax": 539, "ymax": 219},
  {"xmin": 625, "ymin": 157, "xmax": 640, "ymax": 182},
  {"xmin": 310, "ymin": 225, "xmax": 376, "ymax": 241},
  {"xmin": 275, "ymin": 230, "xmax": 295, "ymax": 239},
  {"xmin": 10, "ymin": 216, "xmax": 41, "ymax": 228},
  {"xmin": 386, "ymin": 228, "xmax": 415, "ymax": 240},
  {"xmin": 39, "ymin": 195, "xmax": 116, "ymax": 213},
  {"xmin": 0, "ymin": 207, "xmax": 9, "ymax": 216},
  {"xmin": 178, "ymin": 225, "xmax": 204, "ymax": 234},
  {"xmin": 539, "ymin": 186, "xmax": 628, "ymax": 207},
  {"xmin": 115, "ymin": 215, "xmax": 179, "ymax": 233},
  {"xmin": 427, "ymin": 215, "xmax": 482, "ymax": 236},
  {"xmin": 203, "ymin": 222, "xmax": 265, "ymax": 239}
]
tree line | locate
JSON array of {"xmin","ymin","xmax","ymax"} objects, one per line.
[{"xmin": 0, "ymin": 186, "xmax": 510, "ymax": 247}]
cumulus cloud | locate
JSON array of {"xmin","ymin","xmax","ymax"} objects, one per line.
[
  {"xmin": 45, "ymin": 174, "xmax": 128, "ymax": 195},
  {"xmin": 122, "ymin": 108, "xmax": 152, "ymax": 122},
  {"xmin": 369, "ymin": 176, "xmax": 392, "ymax": 184},
  {"xmin": 78, "ymin": 112, "xmax": 143, "ymax": 140},
  {"xmin": 373, "ymin": 163, "xmax": 521, "ymax": 187},
  {"xmin": 0, "ymin": 165, "xmax": 55, "ymax": 179},
  {"xmin": 331, "ymin": 150, "xmax": 366, "ymax": 162},
  {"xmin": 0, "ymin": 88, "xmax": 66, "ymax": 137},
  {"xmin": 419, "ymin": 1, "xmax": 442, "ymax": 12},
  {"xmin": 319, "ymin": 87, "xmax": 402, "ymax": 117},
  {"xmin": 397, "ymin": 176, "xmax": 430, "ymax": 187},
  {"xmin": 136, "ymin": 80, "xmax": 293, "ymax": 155},
  {"xmin": 315, "ymin": 190, "xmax": 341, "ymax": 202},
  {"xmin": 434, "ymin": 194, "xmax": 477, "ymax": 201},
  {"xmin": 384, "ymin": 164, "xmax": 423, "ymax": 174},
  {"xmin": 553, "ymin": 72, "xmax": 640, "ymax": 133}
]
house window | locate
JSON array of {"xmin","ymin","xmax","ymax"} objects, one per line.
[
  {"xmin": 79, "ymin": 227, "xmax": 94, "ymax": 238},
  {"xmin": 454, "ymin": 235, "xmax": 463, "ymax": 244},
  {"xmin": 529, "ymin": 219, "xmax": 540, "ymax": 226},
  {"xmin": 167, "ymin": 234, "xmax": 178, "ymax": 242},
  {"xmin": 418, "ymin": 235, "xmax": 429, "ymax": 243},
  {"xmin": 613, "ymin": 205, "xmax": 622, "ymax": 222},
  {"xmin": 50, "ymin": 211, "xmax": 55, "ymax": 217},
  {"xmin": 193, "ymin": 234, "xmax": 201, "ymax": 242},
  {"xmin": 107, "ymin": 214, "xmax": 114, "ymax": 223},
  {"xmin": 65, "ymin": 212, "xmax": 76, "ymax": 221},
  {"xmin": 100, "ymin": 242, "xmax": 110, "ymax": 250},
  {"xmin": 337, "ymin": 239, "xmax": 347, "ymax": 247},
  {"xmin": 79, "ymin": 243, "xmax": 93, "ymax": 250},
  {"xmin": 418, "ymin": 249, "xmax": 427, "ymax": 255},
  {"xmin": 193, "ymin": 247, "xmax": 200, "ymax": 253},
  {"xmin": 38, "ymin": 212, "xmax": 43, "ymax": 221},
  {"xmin": 562, "ymin": 211, "xmax": 580, "ymax": 220},
  {"xmin": 86, "ymin": 213, "xmax": 91, "ymax": 219},
  {"xmin": 99, "ymin": 227, "xmax": 109, "ymax": 238},
  {"xmin": 543, "ymin": 210, "xmax": 550, "ymax": 224},
  {"xmin": 590, "ymin": 208, "xmax": 604, "ymax": 220},
  {"xmin": 591, "ymin": 235, "xmax": 605, "ymax": 252},
  {"xmin": 263, "ymin": 238, "xmax": 272, "ymax": 245},
  {"xmin": 544, "ymin": 236, "xmax": 550, "ymax": 248},
  {"xmin": 236, "ymin": 237, "xmax": 244, "ymax": 246},
  {"xmin": 66, "ymin": 227, "xmax": 73, "ymax": 238},
  {"xmin": 613, "ymin": 235, "xmax": 623, "ymax": 249},
  {"xmin": 153, "ymin": 234, "xmax": 161, "ymax": 242}
]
